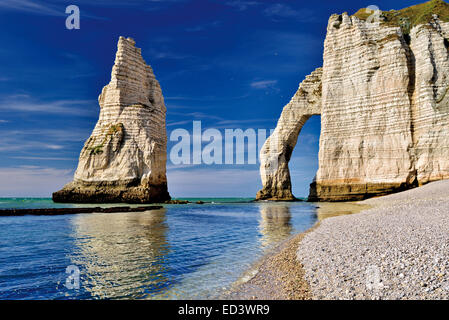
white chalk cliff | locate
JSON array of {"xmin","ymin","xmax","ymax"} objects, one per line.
[
  {"xmin": 258, "ymin": 0, "xmax": 449, "ymax": 201},
  {"xmin": 53, "ymin": 36, "xmax": 170, "ymax": 203}
]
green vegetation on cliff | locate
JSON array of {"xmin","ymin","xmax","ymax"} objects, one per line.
[{"xmin": 354, "ymin": 0, "xmax": 449, "ymax": 34}]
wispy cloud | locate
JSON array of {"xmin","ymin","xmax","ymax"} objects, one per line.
[
  {"xmin": 168, "ymin": 111, "xmax": 224, "ymax": 121},
  {"xmin": 264, "ymin": 3, "xmax": 316, "ymax": 21},
  {"xmin": 0, "ymin": 95, "xmax": 98, "ymax": 115},
  {"xmin": 0, "ymin": 0, "xmax": 106, "ymax": 20},
  {"xmin": 215, "ymin": 118, "xmax": 273, "ymax": 125},
  {"xmin": 226, "ymin": 1, "xmax": 260, "ymax": 11},
  {"xmin": 0, "ymin": 140, "xmax": 64, "ymax": 152},
  {"xmin": 57, "ymin": 0, "xmax": 184, "ymax": 7},
  {"xmin": 165, "ymin": 94, "xmax": 250, "ymax": 102},
  {"xmin": 0, "ymin": 166, "xmax": 73, "ymax": 197},
  {"xmin": 2, "ymin": 128, "xmax": 91, "ymax": 142},
  {"xmin": 12, "ymin": 156, "xmax": 76, "ymax": 161},
  {"xmin": 185, "ymin": 20, "xmax": 221, "ymax": 32},
  {"xmin": 0, "ymin": 0, "xmax": 65, "ymax": 16},
  {"xmin": 250, "ymin": 79, "xmax": 278, "ymax": 89},
  {"xmin": 0, "ymin": 120, "xmax": 8, "ymax": 123},
  {"xmin": 167, "ymin": 120, "xmax": 192, "ymax": 127},
  {"xmin": 148, "ymin": 48, "xmax": 191, "ymax": 60},
  {"xmin": 214, "ymin": 31, "xmax": 322, "ymax": 75},
  {"xmin": 0, "ymin": 127, "xmax": 90, "ymax": 152}
]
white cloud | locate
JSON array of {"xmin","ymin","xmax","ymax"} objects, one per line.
[
  {"xmin": 0, "ymin": 140, "xmax": 64, "ymax": 152},
  {"xmin": 165, "ymin": 94, "xmax": 250, "ymax": 102},
  {"xmin": 0, "ymin": 0, "xmax": 65, "ymax": 16},
  {"xmin": 0, "ymin": 127, "xmax": 90, "ymax": 152},
  {"xmin": 215, "ymin": 118, "xmax": 273, "ymax": 125},
  {"xmin": 0, "ymin": 166, "xmax": 73, "ymax": 197},
  {"xmin": 0, "ymin": 0, "xmax": 106, "ymax": 20},
  {"xmin": 0, "ymin": 95, "xmax": 97, "ymax": 115},
  {"xmin": 264, "ymin": 3, "xmax": 316, "ymax": 21},
  {"xmin": 185, "ymin": 20, "xmax": 221, "ymax": 32},
  {"xmin": 250, "ymin": 79, "xmax": 278, "ymax": 89},
  {"xmin": 148, "ymin": 49, "xmax": 191, "ymax": 60},
  {"xmin": 226, "ymin": 1, "xmax": 259, "ymax": 11},
  {"xmin": 167, "ymin": 120, "xmax": 192, "ymax": 127},
  {"xmin": 4, "ymin": 129, "xmax": 91, "ymax": 142},
  {"xmin": 214, "ymin": 31, "xmax": 322, "ymax": 76},
  {"xmin": 12, "ymin": 156, "xmax": 76, "ymax": 161},
  {"xmin": 168, "ymin": 111, "xmax": 224, "ymax": 121}
]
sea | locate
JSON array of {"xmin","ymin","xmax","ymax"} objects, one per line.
[{"xmin": 0, "ymin": 198, "xmax": 346, "ymax": 300}]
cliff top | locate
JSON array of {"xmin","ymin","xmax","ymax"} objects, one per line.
[{"xmin": 353, "ymin": 0, "xmax": 449, "ymax": 33}]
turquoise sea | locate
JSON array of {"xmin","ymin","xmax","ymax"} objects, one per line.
[{"xmin": 0, "ymin": 198, "xmax": 318, "ymax": 300}]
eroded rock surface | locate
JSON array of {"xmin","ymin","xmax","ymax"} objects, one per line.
[
  {"xmin": 258, "ymin": 1, "xmax": 449, "ymax": 201},
  {"xmin": 53, "ymin": 37, "xmax": 170, "ymax": 203},
  {"xmin": 256, "ymin": 68, "xmax": 322, "ymax": 200}
]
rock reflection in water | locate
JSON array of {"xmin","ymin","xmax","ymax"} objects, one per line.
[
  {"xmin": 70, "ymin": 208, "xmax": 171, "ymax": 299},
  {"xmin": 258, "ymin": 203, "xmax": 292, "ymax": 248},
  {"xmin": 314, "ymin": 202, "xmax": 371, "ymax": 221}
]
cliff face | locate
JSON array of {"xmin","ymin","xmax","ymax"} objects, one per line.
[
  {"xmin": 258, "ymin": 1, "xmax": 449, "ymax": 201},
  {"xmin": 411, "ymin": 20, "xmax": 449, "ymax": 185},
  {"xmin": 53, "ymin": 37, "xmax": 170, "ymax": 203}
]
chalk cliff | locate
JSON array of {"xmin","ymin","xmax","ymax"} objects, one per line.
[
  {"xmin": 257, "ymin": 0, "xmax": 449, "ymax": 201},
  {"xmin": 257, "ymin": 68, "xmax": 322, "ymax": 201},
  {"xmin": 53, "ymin": 37, "xmax": 170, "ymax": 203}
]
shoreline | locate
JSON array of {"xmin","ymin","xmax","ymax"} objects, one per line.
[
  {"xmin": 226, "ymin": 180, "xmax": 449, "ymax": 300},
  {"xmin": 222, "ymin": 201, "xmax": 369, "ymax": 300},
  {"xmin": 221, "ymin": 225, "xmax": 317, "ymax": 300}
]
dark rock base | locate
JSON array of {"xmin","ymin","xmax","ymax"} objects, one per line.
[
  {"xmin": 255, "ymin": 188, "xmax": 297, "ymax": 201},
  {"xmin": 308, "ymin": 181, "xmax": 418, "ymax": 202},
  {"xmin": 52, "ymin": 180, "xmax": 171, "ymax": 204},
  {"xmin": 0, "ymin": 206, "xmax": 163, "ymax": 216}
]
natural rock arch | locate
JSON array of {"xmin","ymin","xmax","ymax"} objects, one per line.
[
  {"xmin": 256, "ymin": 68, "xmax": 322, "ymax": 200},
  {"xmin": 258, "ymin": 8, "xmax": 449, "ymax": 202}
]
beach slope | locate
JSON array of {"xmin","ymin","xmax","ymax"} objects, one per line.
[{"xmin": 298, "ymin": 180, "xmax": 449, "ymax": 299}]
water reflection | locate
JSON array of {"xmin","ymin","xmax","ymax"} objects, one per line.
[
  {"xmin": 258, "ymin": 203, "xmax": 293, "ymax": 248},
  {"xmin": 70, "ymin": 208, "xmax": 171, "ymax": 299},
  {"xmin": 314, "ymin": 202, "xmax": 371, "ymax": 221}
]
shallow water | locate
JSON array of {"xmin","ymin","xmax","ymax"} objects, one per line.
[{"xmin": 0, "ymin": 198, "xmax": 346, "ymax": 300}]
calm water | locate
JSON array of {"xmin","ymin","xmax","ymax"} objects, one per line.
[{"xmin": 0, "ymin": 198, "xmax": 320, "ymax": 300}]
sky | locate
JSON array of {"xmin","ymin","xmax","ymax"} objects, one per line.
[{"xmin": 0, "ymin": 0, "xmax": 423, "ymax": 198}]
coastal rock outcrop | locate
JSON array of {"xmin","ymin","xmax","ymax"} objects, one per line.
[
  {"xmin": 258, "ymin": 0, "xmax": 449, "ymax": 201},
  {"xmin": 53, "ymin": 36, "xmax": 171, "ymax": 203},
  {"xmin": 257, "ymin": 68, "xmax": 322, "ymax": 200}
]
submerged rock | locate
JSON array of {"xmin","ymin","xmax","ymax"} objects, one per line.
[
  {"xmin": 165, "ymin": 200, "xmax": 190, "ymax": 204},
  {"xmin": 0, "ymin": 206, "xmax": 163, "ymax": 216},
  {"xmin": 53, "ymin": 37, "xmax": 170, "ymax": 203},
  {"xmin": 258, "ymin": 0, "xmax": 449, "ymax": 201}
]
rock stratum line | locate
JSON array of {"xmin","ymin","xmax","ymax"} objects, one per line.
[{"xmin": 258, "ymin": 0, "xmax": 449, "ymax": 201}]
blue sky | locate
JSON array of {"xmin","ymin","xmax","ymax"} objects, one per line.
[{"xmin": 0, "ymin": 0, "xmax": 420, "ymax": 198}]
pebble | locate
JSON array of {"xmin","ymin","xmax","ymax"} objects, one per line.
[{"xmin": 297, "ymin": 180, "xmax": 449, "ymax": 300}]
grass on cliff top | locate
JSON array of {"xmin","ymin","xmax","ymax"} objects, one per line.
[{"xmin": 353, "ymin": 0, "xmax": 449, "ymax": 33}]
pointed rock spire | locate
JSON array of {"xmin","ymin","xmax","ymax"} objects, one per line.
[{"xmin": 53, "ymin": 36, "xmax": 171, "ymax": 203}]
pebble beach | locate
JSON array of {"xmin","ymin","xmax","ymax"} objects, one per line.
[{"xmin": 228, "ymin": 180, "xmax": 449, "ymax": 300}]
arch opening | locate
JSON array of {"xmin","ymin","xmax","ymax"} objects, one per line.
[{"xmin": 289, "ymin": 115, "xmax": 321, "ymax": 200}]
